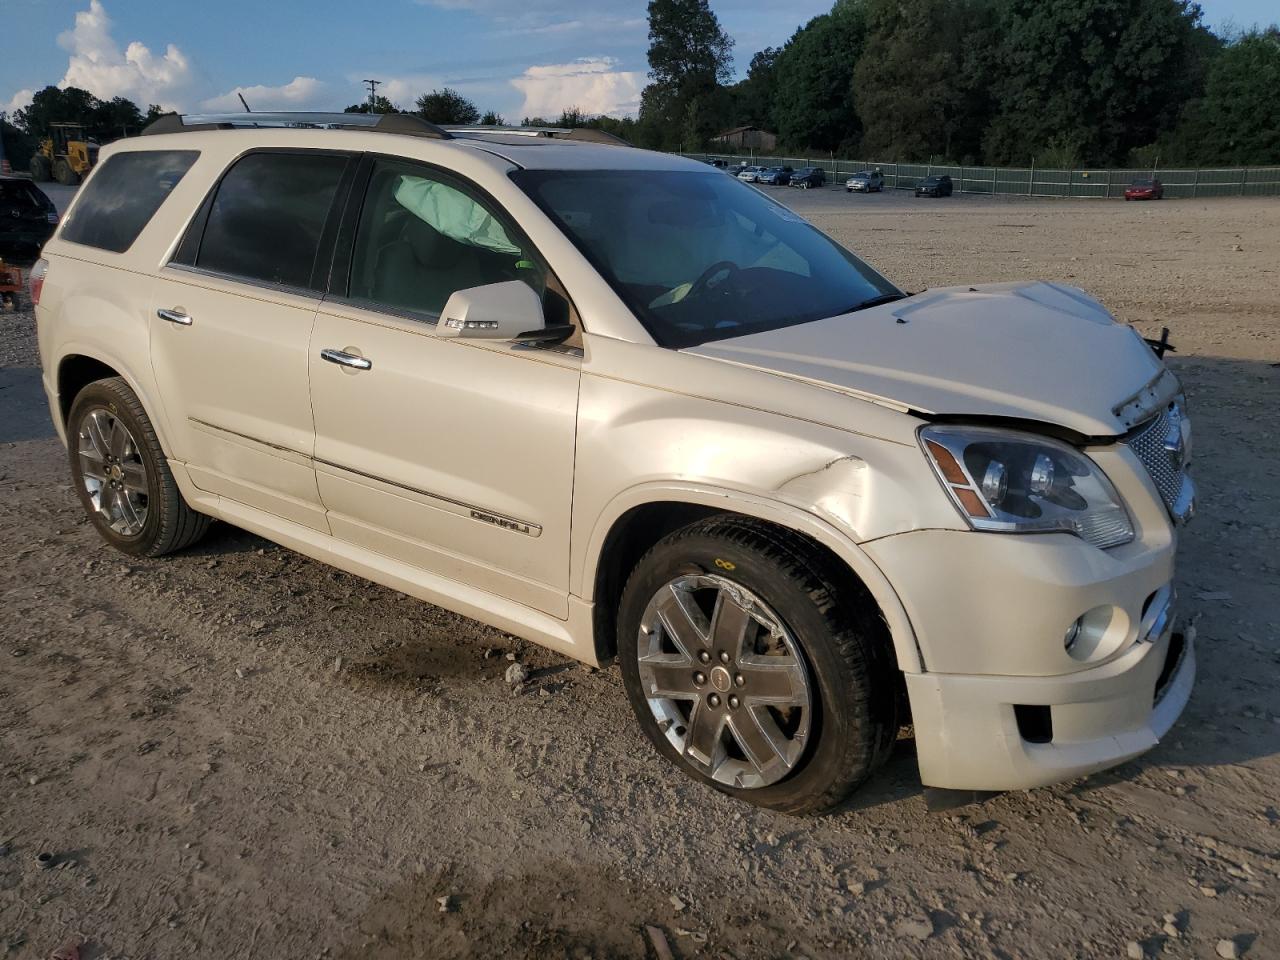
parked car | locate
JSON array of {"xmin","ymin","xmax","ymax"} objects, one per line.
[
  {"xmin": 1124, "ymin": 178, "xmax": 1164, "ymax": 201},
  {"xmin": 790, "ymin": 167, "xmax": 826, "ymax": 189},
  {"xmin": 915, "ymin": 175, "xmax": 953, "ymax": 197},
  {"xmin": 845, "ymin": 170, "xmax": 885, "ymax": 193},
  {"xmin": 756, "ymin": 165, "xmax": 792, "ymax": 185},
  {"xmin": 0, "ymin": 176, "xmax": 59, "ymax": 261},
  {"xmin": 34, "ymin": 112, "xmax": 1196, "ymax": 814},
  {"xmin": 703, "ymin": 158, "xmax": 728, "ymax": 170},
  {"xmin": 736, "ymin": 166, "xmax": 763, "ymax": 183}
]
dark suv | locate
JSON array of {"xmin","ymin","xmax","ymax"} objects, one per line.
[
  {"xmin": 790, "ymin": 167, "xmax": 826, "ymax": 190},
  {"xmin": 915, "ymin": 175, "xmax": 953, "ymax": 198},
  {"xmin": 0, "ymin": 177, "xmax": 59, "ymax": 260}
]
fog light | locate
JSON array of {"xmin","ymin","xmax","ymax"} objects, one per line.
[{"xmin": 1064, "ymin": 617, "xmax": 1083, "ymax": 652}]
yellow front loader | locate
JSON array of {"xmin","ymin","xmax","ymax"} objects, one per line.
[{"xmin": 29, "ymin": 123, "xmax": 99, "ymax": 185}]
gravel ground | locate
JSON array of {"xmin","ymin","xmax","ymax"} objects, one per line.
[{"xmin": 1, "ymin": 190, "xmax": 1278, "ymax": 960}]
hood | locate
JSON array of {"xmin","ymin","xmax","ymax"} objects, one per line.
[{"xmin": 684, "ymin": 281, "xmax": 1167, "ymax": 437}]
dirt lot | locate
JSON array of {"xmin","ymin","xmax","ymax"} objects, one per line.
[{"xmin": 2, "ymin": 190, "xmax": 1278, "ymax": 960}]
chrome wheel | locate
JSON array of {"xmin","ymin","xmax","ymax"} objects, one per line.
[
  {"xmin": 77, "ymin": 407, "xmax": 149, "ymax": 536},
  {"xmin": 636, "ymin": 573, "xmax": 813, "ymax": 789}
]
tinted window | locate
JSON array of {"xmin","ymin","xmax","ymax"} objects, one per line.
[
  {"xmin": 195, "ymin": 152, "xmax": 347, "ymax": 290},
  {"xmin": 347, "ymin": 159, "xmax": 544, "ymax": 318},
  {"xmin": 514, "ymin": 169, "xmax": 898, "ymax": 348},
  {"xmin": 0, "ymin": 181, "xmax": 47, "ymax": 206},
  {"xmin": 60, "ymin": 150, "xmax": 197, "ymax": 253}
]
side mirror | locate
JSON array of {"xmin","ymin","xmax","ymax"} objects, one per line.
[{"xmin": 435, "ymin": 280, "xmax": 545, "ymax": 341}]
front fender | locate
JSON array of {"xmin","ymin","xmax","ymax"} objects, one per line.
[{"xmin": 578, "ymin": 480, "xmax": 924, "ymax": 675}]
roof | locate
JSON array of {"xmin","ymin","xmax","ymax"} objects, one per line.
[
  {"xmin": 713, "ymin": 125, "xmax": 776, "ymax": 137},
  {"xmin": 133, "ymin": 111, "xmax": 705, "ymax": 174}
]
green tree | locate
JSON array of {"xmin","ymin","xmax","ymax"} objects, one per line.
[
  {"xmin": 981, "ymin": 0, "xmax": 1214, "ymax": 166},
  {"xmin": 1158, "ymin": 27, "xmax": 1280, "ymax": 164},
  {"xmin": 480, "ymin": 110, "xmax": 505, "ymax": 125},
  {"xmin": 770, "ymin": 0, "xmax": 869, "ymax": 152},
  {"xmin": 344, "ymin": 95, "xmax": 398, "ymax": 114},
  {"xmin": 639, "ymin": 0, "xmax": 734, "ymax": 149},
  {"xmin": 730, "ymin": 47, "xmax": 781, "ymax": 127},
  {"xmin": 15, "ymin": 86, "xmax": 100, "ymax": 140},
  {"xmin": 853, "ymin": 0, "xmax": 995, "ymax": 161},
  {"xmin": 415, "ymin": 88, "xmax": 480, "ymax": 125},
  {"xmin": 557, "ymin": 106, "xmax": 588, "ymax": 127},
  {"xmin": 89, "ymin": 96, "xmax": 145, "ymax": 140}
]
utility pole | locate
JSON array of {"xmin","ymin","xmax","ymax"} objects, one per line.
[{"xmin": 363, "ymin": 79, "xmax": 382, "ymax": 112}]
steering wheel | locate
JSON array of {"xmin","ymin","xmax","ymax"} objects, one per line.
[{"xmin": 686, "ymin": 260, "xmax": 740, "ymax": 301}]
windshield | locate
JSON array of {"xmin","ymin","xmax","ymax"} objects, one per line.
[
  {"xmin": 512, "ymin": 169, "xmax": 899, "ymax": 348},
  {"xmin": 1131, "ymin": 179, "xmax": 1154, "ymax": 187}
]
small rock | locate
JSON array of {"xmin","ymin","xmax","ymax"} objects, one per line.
[
  {"xmin": 669, "ymin": 894, "xmax": 686, "ymax": 911},
  {"xmin": 249, "ymin": 620, "xmax": 266, "ymax": 631},
  {"xmin": 436, "ymin": 894, "xmax": 454, "ymax": 913},
  {"xmin": 1162, "ymin": 920, "xmax": 1179, "ymax": 938},
  {"xmin": 482, "ymin": 648, "xmax": 499, "ymax": 660},
  {"xmin": 894, "ymin": 917, "xmax": 933, "ymax": 941},
  {"xmin": 1230, "ymin": 243, "xmax": 1243, "ymax": 252},
  {"xmin": 1199, "ymin": 885, "xmax": 1218, "ymax": 898},
  {"xmin": 332, "ymin": 656, "xmax": 344, "ymax": 674},
  {"xmin": 1216, "ymin": 939, "xmax": 1240, "ymax": 959},
  {"xmin": 27, "ymin": 775, "xmax": 40, "ymax": 786},
  {"xmin": 538, "ymin": 686, "xmax": 551, "ymax": 699},
  {"xmin": 847, "ymin": 880, "xmax": 866, "ymax": 897},
  {"xmin": 505, "ymin": 651, "xmax": 518, "ymax": 661},
  {"xmin": 235, "ymin": 667, "xmax": 247, "ymax": 679},
  {"xmin": 1126, "ymin": 941, "xmax": 1144, "ymax": 960},
  {"xmin": 504, "ymin": 662, "xmax": 530, "ymax": 686}
]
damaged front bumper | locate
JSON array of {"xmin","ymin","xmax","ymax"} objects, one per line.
[{"xmin": 902, "ymin": 610, "xmax": 1193, "ymax": 792}]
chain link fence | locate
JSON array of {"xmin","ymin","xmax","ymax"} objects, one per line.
[{"xmin": 681, "ymin": 152, "xmax": 1280, "ymax": 199}]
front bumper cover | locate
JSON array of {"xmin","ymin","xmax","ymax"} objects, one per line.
[{"xmin": 903, "ymin": 619, "xmax": 1193, "ymax": 790}]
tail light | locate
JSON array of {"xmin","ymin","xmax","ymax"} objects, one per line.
[{"xmin": 29, "ymin": 258, "xmax": 49, "ymax": 308}]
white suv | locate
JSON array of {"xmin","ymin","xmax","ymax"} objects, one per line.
[{"xmin": 33, "ymin": 112, "xmax": 1196, "ymax": 813}]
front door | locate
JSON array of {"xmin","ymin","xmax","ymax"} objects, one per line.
[
  {"xmin": 309, "ymin": 157, "xmax": 580, "ymax": 617},
  {"xmin": 150, "ymin": 149, "xmax": 354, "ymax": 531}
]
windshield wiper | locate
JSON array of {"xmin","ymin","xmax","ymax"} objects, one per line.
[{"xmin": 841, "ymin": 292, "xmax": 908, "ymax": 314}]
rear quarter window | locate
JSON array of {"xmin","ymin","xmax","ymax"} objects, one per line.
[{"xmin": 60, "ymin": 150, "xmax": 199, "ymax": 253}]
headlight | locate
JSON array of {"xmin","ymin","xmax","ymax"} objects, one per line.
[{"xmin": 919, "ymin": 426, "xmax": 1135, "ymax": 549}]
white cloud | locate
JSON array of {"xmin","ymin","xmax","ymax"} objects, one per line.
[
  {"xmin": 200, "ymin": 76, "xmax": 329, "ymax": 113},
  {"xmin": 512, "ymin": 57, "xmax": 642, "ymax": 119},
  {"xmin": 55, "ymin": 0, "xmax": 192, "ymax": 109},
  {"xmin": 3, "ymin": 89, "xmax": 34, "ymax": 116}
]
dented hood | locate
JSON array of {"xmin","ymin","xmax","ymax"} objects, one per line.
[{"xmin": 685, "ymin": 281, "xmax": 1165, "ymax": 437}]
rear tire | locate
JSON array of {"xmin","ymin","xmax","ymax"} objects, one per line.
[
  {"xmin": 67, "ymin": 377, "xmax": 211, "ymax": 557},
  {"xmin": 618, "ymin": 516, "xmax": 899, "ymax": 814},
  {"xmin": 54, "ymin": 159, "xmax": 80, "ymax": 186}
]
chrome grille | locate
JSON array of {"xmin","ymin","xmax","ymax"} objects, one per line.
[{"xmin": 1125, "ymin": 403, "xmax": 1185, "ymax": 513}]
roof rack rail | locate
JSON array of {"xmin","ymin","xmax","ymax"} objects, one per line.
[
  {"xmin": 140, "ymin": 112, "xmax": 452, "ymax": 140},
  {"xmin": 443, "ymin": 125, "xmax": 631, "ymax": 147}
]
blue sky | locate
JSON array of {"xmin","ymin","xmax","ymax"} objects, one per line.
[{"xmin": 2, "ymin": 0, "xmax": 1276, "ymax": 122}]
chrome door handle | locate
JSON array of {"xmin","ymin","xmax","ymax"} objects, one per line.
[
  {"xmin": 320, "ymin": 348, "xmax": 372, "ymax": 371},
  {"xmin": 157, "ymin": 308, "xmax": 192, "ymax": 326}
]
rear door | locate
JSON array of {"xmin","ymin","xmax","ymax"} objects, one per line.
[
  {"xmin": 308, "ymin": 156, "xmax": 581, "ymax": 617},
  {"xmin": 150, "ymin": 150, "xmax": 356, "ymax": 531}
]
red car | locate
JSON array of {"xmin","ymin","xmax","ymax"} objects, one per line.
[{"xmin": 1124, "ymin": 178, "xmax": 1164, "ymax": 200}]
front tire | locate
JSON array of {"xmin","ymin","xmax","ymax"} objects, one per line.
[
  {"xmin": 67, "ymin": 377, "xmax": 211, "ymax": 557},
  {"xmin": 30, "ymin": 155, "xmax": 52, "ymax": 182},
  {"xmin": 54, "ymin": 159, "xmax": 80, "ymax": 185},
  {"xmin": 618, "ymin": 516, "xmax": 899, "ymax": 814}
]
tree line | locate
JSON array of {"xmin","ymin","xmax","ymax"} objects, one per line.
[
  {"xmin": 3, "ymin": 0, "xmax": 1276, "ymax": 171},
  {"xmin": 636, "ymin": 0, "xmax": 1279, "ymax": 167}
]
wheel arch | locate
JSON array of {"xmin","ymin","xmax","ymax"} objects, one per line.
[
  {"xmin": 581, "ymin": 483, "xmax": 923, "ymax": 674},
  {"xmin": 54, "ymin": 347, "xmax": 175, "ymax": 456}
]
